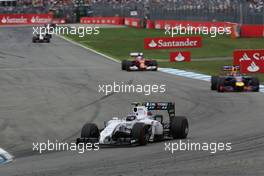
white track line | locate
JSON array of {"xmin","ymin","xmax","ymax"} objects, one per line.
[
  {"xmin": 57, "ymin": 35, "xmax": 264, "ymax": 93},
  {"xmin": 57, "ymin": 35, "xmax": 120, "ymax": 63}
]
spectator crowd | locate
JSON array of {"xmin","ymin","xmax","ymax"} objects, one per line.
[
  {"xmin": 1, "ymin": 0, "xmax": 263, "ymax": 13},
  {"xmin": 0, "ymin": 0, "xmax": 263, "ymax": 23}
]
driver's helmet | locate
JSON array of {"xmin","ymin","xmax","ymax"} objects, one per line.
[
  {"xmin": 40, "ymin": 29, "xmax": 46, "ymax": 34},
  {"xmin": 136, "ymin": 55, "xmax": 143, "ymax": 60},
  {"xmin": 126, "ymin": 115, "xmax": 136, "ymax": 121},
  {"xmin": 230, "ymin": 66, "xmax": 239, "ymax": 76}
]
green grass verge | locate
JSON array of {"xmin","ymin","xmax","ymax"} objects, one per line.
[{"xmin": 65, "ymin": 27, "xmax": 264, "ymax": 82}]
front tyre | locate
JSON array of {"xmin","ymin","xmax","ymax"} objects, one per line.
[
  {"xmin": 81, "ymin": 123, "xmax": 100, "ymax": 139},
  {"xmin": 170, "ymin": 116, "xmax": 189, "ymax": 139},
  {"xmin": 46, "ymin": 38, "xmax": 50, "ymax": 43},
  {"xmin": 132, "ymin": 123, "xmax": 149, "ymax": 145},
  {"xmin": 121, "ymin": 60, "xmax": 127, "ymax": 70},
  {"xmin": 211, "ymin": 76, "xmax": 219, "ymax": 90},
  {"xmin": 32, "ymin": 37, "xmax": 36, "ymax": 43}
]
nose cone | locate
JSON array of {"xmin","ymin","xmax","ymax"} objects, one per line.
[{"xmin": 236, "ymin": 82, "xmax": 244, "ymax": 87}]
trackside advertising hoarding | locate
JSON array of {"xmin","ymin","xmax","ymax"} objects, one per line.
[
  {"xmin": 144, "ymin": 36, "xmax": 202, "ymax": 49},
  {"xmin": 79, "ymin": 17, "xmax": 263, "ymax": 38},
  {"xmin": 0, "ymin": 14, "xmax": 53, "ymax": 25},
  {"xmin": 234, "ymin": 49, "xmax": 264, "ymax": 73},
  {"xmin": 124, "ymin": 18, "xmax": 141, "ymax": 28},
  {"xmin": 170, "ymin": 51, "xmax": 191, "ymax": 62},
  {"xmin": 154, "ymin": 20, "xmax": 234, "ymax": 30},
  {"xmin": 80, "ymin": 17, "xmax": 124, "ymax": 25},
  {"xmin": 52, "ymin": 18, "xmax": 66, "ymax": 24}
]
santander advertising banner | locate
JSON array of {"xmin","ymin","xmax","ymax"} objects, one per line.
[
  {"xmin": 234, "ymin": 49, "xmax": 264, "ymax": 73},
  {"xmin": 144, "ymin": 36, "xmax": 202, "ymax": 49},
  {"xmin": 170, "ymin": 51, "xmax": 191, "ymax": 62},
  {"xmin": 0, "ymin": 14, "xmax": 53, "ymax": 25}
]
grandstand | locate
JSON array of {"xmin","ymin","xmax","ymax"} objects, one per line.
[{"xmin": 0, "ymin": 0, "xmax": 263, "ymax": 24}]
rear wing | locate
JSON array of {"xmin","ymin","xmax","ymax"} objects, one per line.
[
  {"xmin": 130, "ymin": 52, "xmax": 143, "ymax": 57},
  {"xmin": 133, "ymin": 102, "xmax": 175, "ymax": 119},
  {"xmin": 223, "ymin": 66, "xmax": 240, "ymax": 71}
]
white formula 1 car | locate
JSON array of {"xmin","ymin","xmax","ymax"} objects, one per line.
[{"xmin": 76, "ymin": 102, "xmax": 189, "ymax": 146}]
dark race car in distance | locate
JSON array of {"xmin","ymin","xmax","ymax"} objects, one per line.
[
  {"xmin": 211, "ymin": 66, "xmax": 259, "ymax": 92},
  {"xmin": 122, "ymin": 52, "xmax": 158, "ymax": 71},
  {"xmin": 44, "ymin": 23, "xmax": 57, "ymax": 38},
  {"xmin": 32, "ymin": 34, "xmax": 50, "ymax": 43}
]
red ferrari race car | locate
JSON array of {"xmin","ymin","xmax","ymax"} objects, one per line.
[
  {"xmin": 121, "ymin": 52, "xmax": 158, "ymax": 71},
  {"xmin": 211, "ymin": 66, "xmax": 260, "ymax": 92}
]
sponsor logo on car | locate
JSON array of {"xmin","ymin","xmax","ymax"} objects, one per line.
[{"xmin": 144, "ymin": 36, "xmax": 202, "ymax": 49}]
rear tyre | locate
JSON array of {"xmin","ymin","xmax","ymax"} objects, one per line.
[
  {"xmin": 121, "ymin": 60, "xmax": 127, "ymax": 70},
  {"xmin": 217, "ymin": 78, "xmax": 225, "ymax": 92},
  {"xmin": 251, "ymin": 77, "xmax": 260, "ymax": 92},
  {"xmin": 211, "ymin": 76, "xmax": 219, "ymax": 90},
  {"xmin": 170, "ymin": 116, "xmax": 189, "ymax": 139},
  {"xmin": 132, "ymin": 123, "xmax": 149, "ymax": 145},
  {"xmin": 81, "ymin": 123, "xmax": 100, "ymax": 139}
]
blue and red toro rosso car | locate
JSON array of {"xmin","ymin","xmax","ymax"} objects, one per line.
[
  {"xmin": 211, "ymin": 66, "xmax": 260, "ymax": 92},
  {"xmin": 121, "ymin": 52, "xmax": 158, "ymax": 71}
]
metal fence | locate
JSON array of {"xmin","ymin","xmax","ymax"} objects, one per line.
[
  {"xmin": 90, "ymin": 0, "xmax": 264, "ymax": 25},
  {"xmin": 0, "ymin": 0, "xmax": 263, "ymax": 24},
  {"xmin": 0, "ymin": 6, "xmax": 49, "ymax": 14},
  {"xmin": 148, "ymin": 1, "xmax": 263, "ymax": 24}
]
